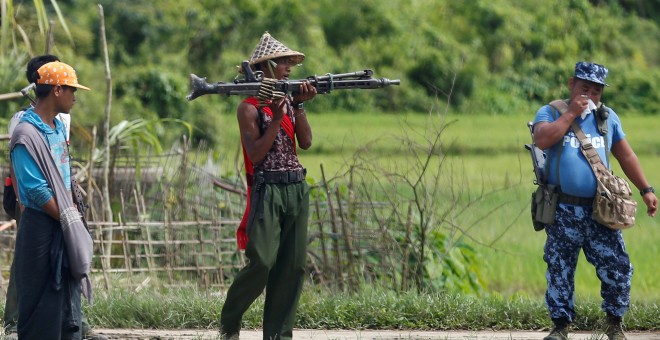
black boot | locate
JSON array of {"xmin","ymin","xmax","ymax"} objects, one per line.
[
  {"xmin": 219, "ymin": 325, "xmax": 240, "ymax": 340},
  {"xmin": 543, "ymin": 317, "xmax": 570, "ymax": 340},
  {"xmin": 605, "ymin": 314, "xmax": 627, "ymax": 340}
]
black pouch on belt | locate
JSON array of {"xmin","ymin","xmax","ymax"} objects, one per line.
[
  {"xmin": 531, "ymin": 184, "xmax": 559, "ymax": 231},
  {"xmin": 246, "ymin": 170, "xmax": 266, "ymax": 235}
]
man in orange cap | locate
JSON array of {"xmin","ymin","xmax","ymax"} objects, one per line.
[
  {"xmin": 3, "ymin": 55, "xmax": 108, "ymax": 340},
  {"xmin": 220, "ymin": 32, "xmax": 316, "ymax": 340},
  {"xmin": 9, "ymin": 60, "xmax": 94, "ymax": 339}
]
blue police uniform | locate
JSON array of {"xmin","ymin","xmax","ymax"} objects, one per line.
[{"xmin": 533, "ymin": 62, "xmax": 633, "ymax": 324}]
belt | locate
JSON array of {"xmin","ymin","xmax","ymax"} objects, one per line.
[
  {"xmin": 558, "ymin": 192, "xmax": 593, "ymax": 206},
  {"xmin": 260, "ymin": 169, "xmax": 306, "ymax": 184}
]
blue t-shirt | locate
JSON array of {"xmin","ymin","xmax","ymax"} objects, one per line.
[
  {"xmin": 533, "ymin": 104, "xmax": 625, "ymax": 198},
  {"xmin": 11, "ymin": 109, "xmax": 71, "ymax": 211}
]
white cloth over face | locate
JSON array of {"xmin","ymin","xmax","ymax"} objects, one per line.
[{"xmin": 581, "ymin": 99, "xmax": 598, "ymax": 120}]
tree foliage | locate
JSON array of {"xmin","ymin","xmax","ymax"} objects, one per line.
[{"xmin": 2, "ymin": 0, "xmax": 660, "ymax": 147}]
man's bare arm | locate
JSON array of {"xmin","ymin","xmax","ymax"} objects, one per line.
[{"xmin": 238, "ymin": 99, "xmax": 286, "ymax": 165}]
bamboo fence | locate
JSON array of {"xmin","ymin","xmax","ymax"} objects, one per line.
[
  {"xmin": 0, "ymin": 138, "xmax": 403, "ymax": 297},
  {"xmin": 0, "ymin": 6, "xmax": 409, "ymax": 298}
]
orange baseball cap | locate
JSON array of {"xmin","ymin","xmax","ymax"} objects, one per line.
[{"xmin": 36, "ymin": 61, "xmax": 91, "ymax": 91}]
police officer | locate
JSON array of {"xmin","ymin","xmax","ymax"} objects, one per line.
[{"xmin": 533, "ymin": 62, "xmax": 658, "ymax": 340}]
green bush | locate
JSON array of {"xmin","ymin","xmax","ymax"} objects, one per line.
[{"xmin": 3, "ymin": 0, "xmax": 660, "ymax": 148}]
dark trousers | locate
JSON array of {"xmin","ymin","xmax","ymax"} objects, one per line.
[
  {"xmin": 221, "ymin": 181, "xmax": 309, "ymax": 340},
  {"xmin": 4, "ymin": 207, "xmax": 92, "ymax": 335},
  {"xmin": 544, "ymin": 204, "xmax": 633, "ymax": 322},
  {"xmin": 15, "ymin": 208, "xmax": 82, "ymax": 340}
]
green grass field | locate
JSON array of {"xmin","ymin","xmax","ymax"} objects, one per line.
[
  {"xmin": 3, "ymin": 111, "xmax": 658, "ymax": 330},
  {"xmin": 214, "ymin": 110, "xmax": 660, "ymax": 301},
  {"xmin": 287, "ymin": 111, "xmax": 660, "ymax": 301}
]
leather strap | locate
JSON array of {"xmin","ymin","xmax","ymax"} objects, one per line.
[
  {"xmin": 570, "ymin": 121, "xmax": 610, "ymax": 177},
  {"xmin": 260, "ymin": 169, "xmax": 306, "ymax": 184},
  {"xmin": 550, "ymin": 99, "xmax": 610, "ymax": 164}
]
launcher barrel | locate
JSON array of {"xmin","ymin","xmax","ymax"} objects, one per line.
[{"xmin": 186, "ymin": 63, "xmax": 400, "ymax": 101}]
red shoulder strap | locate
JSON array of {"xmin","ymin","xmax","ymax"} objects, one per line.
[
  {"xmin": 280, "ymin": 114, "xmax": 296, "ymax": 149},
  {"xmin": 240, "ymin": 97, "xmax": 298, "ymax": 184},
  {"xmin": 243, "ymin": 97, "xmax": 296, "ymax": 145}
]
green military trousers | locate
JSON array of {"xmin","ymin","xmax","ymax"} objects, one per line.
[{"xmin": 220, "ymin": 180, "xmax": 309, "ymax": 340}]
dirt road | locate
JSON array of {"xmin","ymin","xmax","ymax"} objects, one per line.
[{"xmin": 93, "ymin": 328, "xmax": 660, "ymax": 339}]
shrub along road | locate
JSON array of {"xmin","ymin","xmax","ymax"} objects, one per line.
[{"xmin": 93, "ymin": 328, "xmax": 660, "ymax": 339}]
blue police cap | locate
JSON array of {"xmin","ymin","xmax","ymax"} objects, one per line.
[{"xmin": 574, "ymin": 61, "xmax": 608, "ymax": 86}]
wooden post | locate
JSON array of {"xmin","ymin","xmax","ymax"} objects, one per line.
[
  {"xmin": 320, "ymin": 164, "xmax": 343, "ymax": 290},
  {"xmin": 134, "ymin": 189, "xmax": 154, "ymax": 273},
  {"xmin": 0, "ymin": 92, "xmax": 24, "ymax": 101},
  {"xmin": 335, "ymin": 187, "xmax": 357, "ymax": 290},
  {"xmin": 194, "ymin": 205, "xmax": 206, "ymax": 290},
  {"xmin": 96, "ymin": 222, "xmax": 111, "ymax": 290},
  {"xmin": 313, "ymin": 192, "xmax": 329, "ymax": 285},
  {"xmin": 98, "ymin": 4, "xmax": 114, "ymax": 269},
  {"xmin": 119, "ymin": 191, "xmax": 134, "ymax": 285},
  {"xmin": 177, "ymin": 135, "xmax": 189, "ymax": 219},
  {"xmin": 86, "ymin": 126, "xmax": 97, "ymax": 225},
  {"xmin": 163, "ymin": 206, "xmax": 174, "ymax": 284},
  {"xmin": 210, "ymin": 202, "xmax": 225, "ymax": 288}
]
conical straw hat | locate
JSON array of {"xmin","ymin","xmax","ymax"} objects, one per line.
[{"xmin": 248, "ymin": 31, "xmax": 305, "ymax": 65}]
